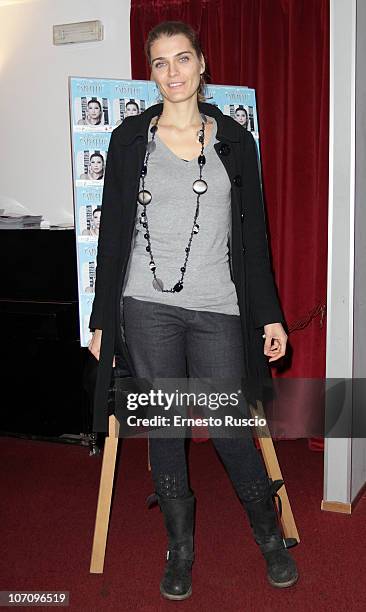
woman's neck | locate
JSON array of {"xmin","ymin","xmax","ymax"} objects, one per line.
[{"xmin": 158, "ymin": 97, "xmax": 202, "ymax": 130}]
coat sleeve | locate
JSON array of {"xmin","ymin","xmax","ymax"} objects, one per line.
[
  {"xmin": 89, "ymin": 129, "xmax": 124, "ymax": 331},
  {"xmin": 242, "ymin": 131, "xmax": 286, "ymax": 329}
]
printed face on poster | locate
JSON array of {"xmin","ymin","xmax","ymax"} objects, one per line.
[{"xmin": 69, "ymin": 77, "xmax": 260, "ymax": 347}]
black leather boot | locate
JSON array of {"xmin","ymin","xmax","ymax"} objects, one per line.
[
  {"xmin": 241, "ymin": 479, "xmax": 299, "ymax": 588},
  {"xmin": 147, "ymin": 492, "xmax": 195, "ymax": 600}
]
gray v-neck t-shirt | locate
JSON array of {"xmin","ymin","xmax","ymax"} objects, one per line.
[{"xmin": 122, "ymin": 117, "xmax": 240, "ymax": 316}]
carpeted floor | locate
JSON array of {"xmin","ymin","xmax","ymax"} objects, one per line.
[{"xmin": 1, "ymin": 436, "xmax": 365, "ymax": 611}]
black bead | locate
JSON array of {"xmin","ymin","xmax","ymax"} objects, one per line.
[
  {"xmin": 185, "ymin": 247, "xmax": 189, "ymax": 253},
  {"xmin": 150, "ymin": 125, "xmax": 157, "ymax": 134},
  {"xmin": 180, "ymin": 266, "xmax": 186, "ymax": 272},
  {"xmin": 142, "ymin": 222, "xmax": 147, "ymax": 228},
  {"xmin": 198, "ymin": 155, "xmax": 206, "ymax": 166},
  {"xmin": 141, "ymin": 211, "xmax": 146, "ymax": 217},
  {"xmin": 173, "ymin": 282, "xmax": 183, "ymax": 293},
  {"xmin": 233, "ymin": 174, "xmax": 242, "ymax": 187},
  {"xmin": 218, "ymin": 143, "xmax": 230, "ymax": 156},
  {"xmin": 146, "ymin": 245, "xmax": 150, "ymax": 252},
  {"xmin": 144, "ymin": 233, "xmax": 149, "ymax": 239}
]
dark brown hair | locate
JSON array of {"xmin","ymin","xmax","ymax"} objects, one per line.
[{"xmin": 145, "ymin": 21, "xmax": 207, "ymax": 100}]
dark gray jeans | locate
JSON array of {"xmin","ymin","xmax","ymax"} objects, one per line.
[{"xmin": 122, "ymin": 296, "xmax": 268, "ymax": 499}]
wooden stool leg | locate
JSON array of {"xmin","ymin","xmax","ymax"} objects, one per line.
[
  {"xmin": 249, "ymin": 400, "xmax": 300, "ymax": 545},
  {"xmin": 90, "ymin": 415, "xmax": 120, "ymax": 573}
]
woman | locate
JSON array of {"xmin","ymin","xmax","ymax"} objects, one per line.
[
  {"xmin": 88, "ymin": 21, "xmax": 298, "ymax": 600},
  {"xmin": 82, "ymin": 206, "xmax": 102, "ymax": 237},
  {"xmin": 80, "ymin": 153, "xmax": 104, "ymax": 181},
  {"xmin": 125, "ymin": 99, "xmax": 140, "ymax": 116},
  {"xmin": 78, "ymin": 98, "xmax": 105, "ymax": 126},
  {"xmin": 235, "ymin": 105, "xmax": 249, "ymax": 129},
  {"xmin": 115, "ymin": 99, "xmax": 140, "ymax": 126}
]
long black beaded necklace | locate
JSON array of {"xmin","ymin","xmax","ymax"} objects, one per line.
[{"xmin": 137, "ymin": 113, "xmax": 208, "ymax": 293}]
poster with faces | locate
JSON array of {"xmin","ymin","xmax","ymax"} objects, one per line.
[
  {"xmin": 73, "ymin": 132, "xmax": 110, "ymax": 186},
  {"xmin": 70, "ymin": 78, "xmax": 112, "ymax": 131},
  {"xmin": 206, "ymin": 84, "xmax": 259, "ymax": 144},
  {"xmin": 75, "ymin": 241, "xmax": 98, "ymax": 347},
  {"xmin": 110, "ymin": 80, "xmax": 150, "ymax": 126},
  {"xmin": 69, "ymin": 77, "xmax": 154, "ymax": 347},
  {"xmin": 75, "ymin": 187, "xmax": 102, "ymax": 238},
  {"xmin": 69, "ymin": 77, "xmax": 258, "ymax": 347}
]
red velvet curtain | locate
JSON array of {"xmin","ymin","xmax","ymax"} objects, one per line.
[{"xmin": 130, "ymin": 0, "xmax": 329, "ymax": 448}]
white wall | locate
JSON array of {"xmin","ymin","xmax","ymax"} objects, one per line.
[
  {"xmin": 324, "ymin": 0, "xmax": 366, "ymax": 507},
  {"xmin": 0, "ymin": 0, "xmax": 131, "ymax": 224},
  {"xmin": 351, "ymin": 0, "xmax": 366, "ymax": 500},
  {"xmin": 324, "ymin": 0, "xmax": 356, "ymax": 506}
]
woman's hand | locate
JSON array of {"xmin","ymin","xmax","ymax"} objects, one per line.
[
  {"xmin": 88, "ymin": 329, "xmax": 115, "ymax": 366},
  {"xmin": 262, "ymin": 323, "xmax": 288, "ymax": 362}
]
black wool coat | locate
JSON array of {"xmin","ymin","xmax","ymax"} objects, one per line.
[{"xmin": 89, "ymin": 102, "xmax": 286, "ymax": 432}]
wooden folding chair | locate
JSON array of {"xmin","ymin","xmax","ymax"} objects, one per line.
[{"xmin": 90, "ymin": 401, "xmax": 299, "ymax": 573}]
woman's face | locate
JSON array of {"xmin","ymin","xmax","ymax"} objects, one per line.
[
  {"xmin": 90, "ymin": 156, "xmax": 103, "ymax": 173},
  {"xmin": 235, "ymin": 109, "xmax": 248, "ymax": 126},
  {"xmin": 150, "ymin": 34, "xmax": 204, "ymax": 105},
  {"xmin": 87, "ymin": 102, "xmax": 101, "ymax": 119},
  {"xmin": 92, "ymin": 211, "xmax": 101, "ymax": 229},
  {"xmin": 125, "ymin": 103, "xmax": 139, "ymax": 116}
]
